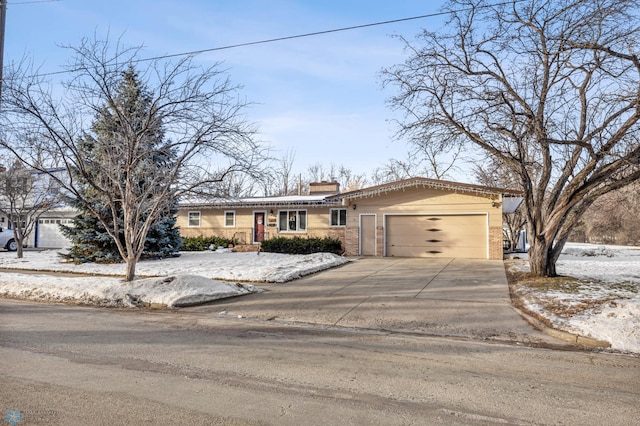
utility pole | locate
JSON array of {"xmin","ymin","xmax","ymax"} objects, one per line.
[{"xmin": 0, "ymin": 0, "xmax": 6, "ymax": 102}]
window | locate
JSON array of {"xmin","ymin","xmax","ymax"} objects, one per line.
[
  {"xmin": 6, "ymin": 176, "xmax": 30, "ymax": 193},
  {"xmin": 10, "ymin": 214, "xmax": 27, "ymax": 231},
  {"xmin": 330, "ymin": 209, "xmax": 347, "ymax": 226},
  {"xmin": 278, "ymin": 210, "xmax": 307, "ymax": 232},
  {"xmin": 224, "ymin": 211, "xmax": 235, "ymax": 227},
  {"xmin": 188, "ymin": 211, "xmax": 201, "ymax": 227}
]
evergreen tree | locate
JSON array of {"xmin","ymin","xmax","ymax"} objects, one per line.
[{"xmin": 61, "ymin": 66, "xmax": 182, "ymax": 263}]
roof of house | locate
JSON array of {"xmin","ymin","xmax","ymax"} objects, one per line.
[
  {"xmin": 179, "ymin": 194, "xmax": 342, "ymax": 209},
  {"xmin": 326, "ymin": 177, "xmax": 523, "ymax": 201},
  {"xmin": 178, "ymin": 177, "xmax": 523, "ymax": 209}
]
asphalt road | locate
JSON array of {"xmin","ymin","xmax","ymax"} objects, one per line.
[{"xmin": 1, "ymin": 299, "xmax": 638, "ymax": 425}]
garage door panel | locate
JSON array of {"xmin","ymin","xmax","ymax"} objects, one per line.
[
  {"xmin": 37, "ymin": 219, "xmax": 72, "ymax": 248},
  {"xmin": 386, "ymin": 215, "xmax": 486, "ymax": 258},
  {"xmin": 386, "ymin": 244, "xmax": 486, "ymax": 258}
]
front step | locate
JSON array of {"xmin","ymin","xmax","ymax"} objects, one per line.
[{"xmin": 233, "ymin": 244, "xmax": 260, "ymax": 252}]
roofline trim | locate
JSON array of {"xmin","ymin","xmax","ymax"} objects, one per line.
[
  {"xmin": 327, "ymin": 177, "xmax": 522, "ymax": 200},
  {"xmin": 178, "ymin": 200, "xmax": 343, "ymax": 209}
]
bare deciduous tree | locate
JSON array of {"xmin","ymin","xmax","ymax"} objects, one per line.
[
  {"xmin": 306, "ymin": 162, "xmax": 368, "ymax": 192},
  {"xmin": 276, "ymin": 148, "xmax": 298, "ymax": 195},
  {"xmin": 474, "ymin": 157, "xmax": 527, "ymax": 252},
  {"xmin": 259, "ymin": 148, "xmax": 298, "ymax": 196},
  {"xmin": 0, "ymin": 160, "xmax": 61, "ymax": 258},
  {"xmin": 0, "ymin": 37, "xmax": 266, "ymax": 281},
  {"xmin": 384, "ymin": 0, "xmax": 640, "ymax": 276},
  {"xmin": 570, "ymin": 181, "xmax": 640, "ymax": 245},
  {"xmin": 371, "ymin": 143, "xmax": 463, "ymax": 185}
]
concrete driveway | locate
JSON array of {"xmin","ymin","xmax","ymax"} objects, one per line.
[{"xmin": 190, "ymin": 257, "xmax": 555, "ymax": 344}]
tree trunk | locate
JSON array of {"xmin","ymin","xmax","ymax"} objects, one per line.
[
  {"xmin": 528, "ymin": 238, "xmax": 557, "ymax": 277},
  {"xmin": 124, "ymin": 258, "xmax": 137, "ymax": 282},
  {"xmin": 16, "ymin": 241, "xmax": 23, "ymax": 259},
  {"xmin": 509, "ymin": 232, "xmax": 518, "ymax": 253}
]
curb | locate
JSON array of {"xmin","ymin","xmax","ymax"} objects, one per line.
[{"xmin": 511, "ymin": 306, "xmax": 611, "ymax": 349}]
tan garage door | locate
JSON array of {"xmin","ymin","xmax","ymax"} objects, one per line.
[{"xmin": 385, "ymin": 214, "xmax": 487, "ymax": 258}]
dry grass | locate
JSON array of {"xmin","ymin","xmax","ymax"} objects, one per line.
[
  {"xmin": 506, "ymin": 266, "xmax": 576, "ymax": 326},
  {"xmin": 505, "ymin": 261, "xmax": 633, "ymax": 322},
  {"xmin": 506, "ymin": 269, "xmax": 586, "ymax": 292}
]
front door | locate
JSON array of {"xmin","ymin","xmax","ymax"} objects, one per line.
[{"xmin": 253, "ymin": 212, "xmax": 266, "ymax": 243}]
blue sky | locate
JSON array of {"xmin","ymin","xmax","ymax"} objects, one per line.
[{"xmin": 4, "ymin": 0, "xmax": 450, "ymax": 179}]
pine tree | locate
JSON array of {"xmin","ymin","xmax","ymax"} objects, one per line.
[{"xmin": 61, "ymin": 66, "xmax": 182, "ymax": 263}]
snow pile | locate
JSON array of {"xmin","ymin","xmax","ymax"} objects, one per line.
[
  {"xmin": 0, "ymin": 250, "xmax": 349, "ymax": 282},
  {"xmin": 0, "ymin": 273, "xmax": 257, "ymax": 308},
  {"xmin": 513, "ymin": 243, "xmax": 640, "ymax": 354},
  {"xmin": 0, "ymin": 250, "xmax": 349, "ymax": 308},
  {"xmin": 565, "ymin": 301, "xmax": 639, "ymax": 354}
]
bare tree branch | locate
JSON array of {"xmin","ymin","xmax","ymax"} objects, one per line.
[
  {"xmin": 0, "ymin": 36, "xmax": 267, "ymax": 280},
  {"xmin": 383, "ymin": 0, "xmax": 640, "ymax": 276},
  {"xmin": 0, "ymin": 159, "xmax": 62, "ymax": 258}
]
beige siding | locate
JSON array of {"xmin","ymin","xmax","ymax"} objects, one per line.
[
  {"xmin": 348, "ymin": 188, "xmax": 500, "ymax": 226},
  {"xmin": 176, "ymin": 206, "xmax": 347, "ymax": 248},
  {"xmin": 346, "ymin": 187, "xmax": 502, "ymax": 259}
]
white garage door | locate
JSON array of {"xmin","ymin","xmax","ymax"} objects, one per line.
[
  {"xmin": 385, "ymin": 214, "xmax": 487, "ymax": 258},
  {"xmin": 37, "ymin": 218, "xmax": 73, "ymax": 248}
]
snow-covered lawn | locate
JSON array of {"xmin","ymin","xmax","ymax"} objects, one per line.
[
  {"xmin": 0, "ymin": 250, "xmax": 349, "ymax": 308},
  {"xmin": 507, "ymin": 243, "xmax": 640, "ymax": 354}
]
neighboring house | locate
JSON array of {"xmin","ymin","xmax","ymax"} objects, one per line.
[
  {"xmin": 0, "ymin": 166, "xmax": 80, "ymax": 249},
  {"xmin": 0, "ymin": 206, "xmax": 75, "ymax": 249},
  {"xmin": 33, "ymin": 208, "xmax": 77, "ymax": 248},
  {"xmin": 176, "ymin": 177, "xmax": 523, "ymax": 260}
]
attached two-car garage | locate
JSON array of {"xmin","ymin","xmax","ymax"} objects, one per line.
[
  {"xmin": 328, "ymin": 177, "xmax": 514, "ymax": 260},
  {"xmin": 385, "ymin": 214, "xmax": 488, "ymax": 259}
]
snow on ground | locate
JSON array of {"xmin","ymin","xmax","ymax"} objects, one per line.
[
  {"xmin": 0, "ymin": 250, "xmax": 349, "ymax": 308},
  {"xmin": 509, "ymin": 243, "xmax": 640, "ymax": 354}
]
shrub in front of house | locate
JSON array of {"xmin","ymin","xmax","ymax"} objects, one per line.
[
  {"xmin": 260, "ymin": 236, "xmax": 342, "ymax": 255},
  {"xmin": 180, "ymin": 235, "xmax": 234, "ymax": 251}
]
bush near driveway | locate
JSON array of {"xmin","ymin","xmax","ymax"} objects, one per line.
[{"xmin": 260, "ymin": 236, "xmax": 342, "ymax": 255}]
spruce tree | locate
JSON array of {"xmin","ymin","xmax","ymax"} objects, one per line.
[{"xmin": 60, "ymin": 66, "xmax": 181, "ymax": 263}]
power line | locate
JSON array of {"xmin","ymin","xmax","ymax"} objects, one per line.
[
  {"xmin": 22, "ymin": 1, "xmax": 522, "ymax": 79},
  {"xmin": 143, "ymin": 9, "xmax": 456, "ymax": 62},
  {"xmin": 0, "ymin": 0, "xmax": 6, "ymax": 101},
  {"xmin": 6, "ymin": 1, "xmax": 61, "ymax": 5},
  {"xmin": 149, "ymin": 0, "xmax": 522, "ymax": 62},
  {"xmin": 1, "ymin": 0, "xmax": 62, "ymax": 101}
]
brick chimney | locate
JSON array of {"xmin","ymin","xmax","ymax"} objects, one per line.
[{"xmin": 309, "ymin": 180, "xmax": 340, "ymax": 195}]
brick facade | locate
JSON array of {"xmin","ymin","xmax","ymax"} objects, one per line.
[
  {"xmin": 344, "ymin": 226, "xmax": 359, "ymax": 256},
  {"xmin": 376, "ymin": 225, "xmax": 384, "ymax": 256},
  {"xmin": 489, "ymin": 226, "xmax": 504, "ymax": 260}
]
